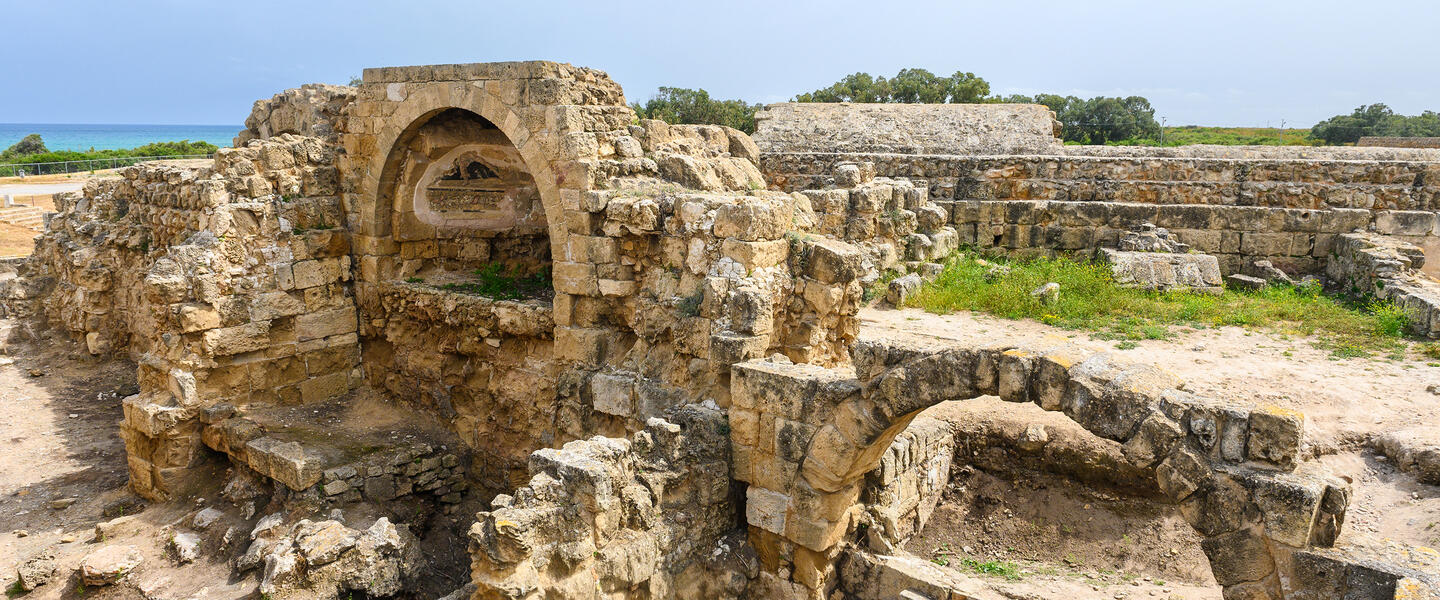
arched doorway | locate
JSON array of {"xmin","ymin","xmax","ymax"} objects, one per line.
[{"xmin": 375, "ymin": 108, "xmax": 551, "ymax": 286}]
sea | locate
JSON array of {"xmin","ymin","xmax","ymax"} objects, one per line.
[{"xmin": 0, "ymin": 123, "xmax": 241, "ymax": 152}]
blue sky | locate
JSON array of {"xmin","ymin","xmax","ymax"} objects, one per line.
[{"xmin": 2, "ymin": 0, "xmax": 1436, "ymax": 127}]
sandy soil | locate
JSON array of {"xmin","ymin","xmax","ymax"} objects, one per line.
[
  {"xmin": 0, "ymin": 222, "xmax": 40, "ymax": 257},
  {"xmin": 0, "ymin": 333, "xmax": 254, "ymax": 599}
]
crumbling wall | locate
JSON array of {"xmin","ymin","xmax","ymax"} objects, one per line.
[
  {"xmin": 338, "ymin": 63, "xmax": 870, "ymax": 501},
  {"xmin": 1327, "ymin": 232, "xmax": 1440, "ymax": 338},
  {"xmin": 236, "ymin": 83, "xmax": 357, "ymax": 146},
  {"xmin": 467, "ymin": 406, "xmax": 755, "ymax": 600},
  {"xmin": 729, "ymin": 335, "xmax": 1359, "ymax": 599},
  {"xmin": 16, "ymin": 135, "xmax": 361, "ymax": 499},
  {"xmin": 756, "ymin": 105, "xmax": 1440, "ymax": 277},
  {"xmin": 753, "ymin": 103, "xmax": 1064, "ymax": 156}
]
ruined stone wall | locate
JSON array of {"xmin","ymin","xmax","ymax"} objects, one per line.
[
  {"xmin": 753, "ymin": 103, "xmax": 1064, "ymax": 156},
  {"xmin": 467, "ymin": 406, "xmax": 754, "ymax": 600},
  {"xmin": 338, "ymin": 64, "xmax": 870, "ymax": 506},
  {"xmin": 14, "ymin": 135, "xmax": 361, "ymax": 499},
  {"xmin": 859, "ymin": 416, "xmax": 952, "ymax": 553},
  {"xmin": 1358, "ymin": 136, "xmax": 1440, "ymax": 149},
  {"xmin": 756, "ymin": 105, "xmax": 1440, "ymax": 277},
  {"xmin": 729, "ymin": 335, "xmax": 1355, "ymax": 599},
  {"xmin": 1327, "ymin": 232, "xmax": 1440, "ymax": 338}
]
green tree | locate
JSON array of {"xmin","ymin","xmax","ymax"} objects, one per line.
[
  {"xmin": 1, "ymin": 134, "xmax": 47, "ymax": 159},
  {"xmin": 795, "ymin": 69, "xmax": 991, "ymax": 104},
  {"xmin": 631, "ymin": 87, "xmax": 761, "ymax": 133},
  {"xmin": 1000, "ymin": 94, "xmax": 1159, "ymax": 144},
  {"xmin": 1311, "ymin": 104, "xmax": 1440, "ymax": 144}
]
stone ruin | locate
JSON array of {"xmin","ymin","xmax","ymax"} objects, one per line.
[{"xmin": 2, "ymin": 61, "xmax": 1438, "ymax": 599}]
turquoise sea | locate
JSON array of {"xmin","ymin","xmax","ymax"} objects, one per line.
[{"xmin": 0, "ymin": 123, "xmax": 240, "ymax": 152}]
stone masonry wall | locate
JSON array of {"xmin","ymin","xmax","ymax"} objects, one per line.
[
  {"xmin": 1327, "ymin": 232, "xmax": 1440, "ymax": 338},
  {"xmin": 15, "ymin": 135, "xmax": 361, "ymax": 500},
  {"xmin": 467, "ymin": 406, "xmax": 754, "ymax": 600},
  {"xmin": 730, "ymin": 334, "xmax": 1356, "ymax": 599},
  {"xmin": 762, "ymin": 151, "xmax": 1440, "ymax": 276}
]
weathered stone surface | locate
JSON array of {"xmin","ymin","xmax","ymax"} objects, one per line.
[
  {"xmin": 79, "ymin": 545, "xmax": 144, "ymax": 586},
  {"xmin": 1099, "ymin": 247, "xmax": 1223, "ymax": 294}
]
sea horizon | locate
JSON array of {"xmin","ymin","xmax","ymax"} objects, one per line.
[{"xmin": 0, "ymin": 122, "xmax": 242, "ymax": 153}]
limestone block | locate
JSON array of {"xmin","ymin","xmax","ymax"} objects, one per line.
[
  {"xmin": 79, "ymin": 545, "xmax": 144, "ymax": 587},
  {"xmin": 591, "ymin": 372, "xmax": 636, "ymax": 417},
  {"xmin": 300, "ymin": 371, "xmax": 350, "ymax": 403},
  {"xmin": 745, "ymin": 486, "xmax": 790, "ymax": 535},
  {"xmin": 721, "ymin": 238, "xmax": 789, "ymax": 270},
  {"xmin": 711, "ymin": 333, "xmax": 770, "ymax": 369},
  {"xmin": 1099, "ymin": 248, "xmax": 1222, "ymax": 293},
  {"xmin": 885, "ymin": 274, "xmax": 922, "ymax": 306},
  {"xmin": 1200, "ymin": 527, "xmax": 1275, "ymax": 587},
  {"xmin": 553, "ymin": 261, "xmax": 599, "ymax": 296},
  {"xmin": 250, "ymin": 292, "xmax": 307, "ymax": 321},
  {"xmin": 1121, "ymin": 413, "xmax": 1184, "ymax": 468},
  {"xmin": 714, "ymin": 200, "xmax": 789, "ymax": 241},
  {"xmin": 1156, "ymin": 446, "xmax": 1212, "ymax": 502},
  {"xmin": 802, "ymin": 238, "xmax": 865, "ymax": 284},
  {"xmin": 997, "ymin": 349, "xmax": 1033, "ymax": 403},
  {"xmin": 1247, "ymin": 406, "xmax": 1305, "ymax": 470},
  {"xmin": 554, "ymin": 326, "xmax": 610, "ymax": 366},
  {"xmin": 1240, "ymin": 470, "xmax": 1325, "ymax": 548},
  {"xmin": 177, "ymin": 302, "xmax": 221, "ymax": 333},
  {"xmin": 296, "ymin": 307, "xmax": 356, "ymax": 341},
  {"xmin": 245, "ymin": 438, "xmax": 324, "ymax": 490},
  {"xmin": 202, "ymin": 321, "xmax": 273, "ymax": 356},
  {"xmin": 801, "ymin": 425, "xmax": 858, "ymax": 493},
  {"xmin": 566, "ymin": 235, "xmax": 617, "ymax": 263},
  {"xmin": 1178, "ymin": 472, "xmax": 1261, "ymax": 537}
]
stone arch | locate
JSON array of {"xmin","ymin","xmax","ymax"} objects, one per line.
[
  {"xmin": 732, "ymin": 336, "xmax": 1349, "ymax": 598},
  {"xmin": 362, "ymin": 94, "xmax": 567, "ymax": 282}
]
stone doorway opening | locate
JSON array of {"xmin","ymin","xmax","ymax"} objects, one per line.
[{"xmin": 387, "ymin": 108, "xmax": 551, "ymax": 296}]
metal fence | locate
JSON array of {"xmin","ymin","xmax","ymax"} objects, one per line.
[{"xmin": 0, "ymin": 154, "xmax": 214, "ymax": 177}]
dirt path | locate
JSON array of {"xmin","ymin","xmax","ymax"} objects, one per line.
[{"xmin": 0, "ymin": 328, "xmax": 254, "ymax": 599}]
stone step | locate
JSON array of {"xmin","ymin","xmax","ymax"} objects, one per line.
[{"xmin": 197, "ymin": 406, "xmax": 466, "ymax": 506}]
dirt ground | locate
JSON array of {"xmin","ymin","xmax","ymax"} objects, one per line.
[
  {"xmin": 0, "ymin": 328, "xmax": 254, "ymax": 599},
  {"xmin": 869, "ymin": 307, "xmax": 1440, "ymax": 599},
  {"xmin": 0, "ymin": 319, "xmax": 482, "ymax": 599}
]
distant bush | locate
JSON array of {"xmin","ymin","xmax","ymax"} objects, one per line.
[
  {"xmin": 795, "ymin": 68, "xmax": 991, "ymax": 104},
  {"xmin": 1311, "ymin": 104, "xmax": 1440, "ymax": 145},
  {"xmin": 0, "ymin": 134, "xmax": 48, "ymax": 159},
  {"xmin": 0, "ymin": 137, "xmax": 219, "ymax": 175},
  {"xmin": 631, "ymin": 87, "xmax": 761, "ymax": 134}
]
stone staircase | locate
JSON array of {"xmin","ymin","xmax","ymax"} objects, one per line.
[{"xmin": 0, "ymin": 205, "xmax": 46, "ymax": 231}]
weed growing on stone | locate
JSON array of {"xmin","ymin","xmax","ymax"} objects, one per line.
[
  {"xmin": 907, "ymin": 252, "xmax": 1415, "ymax": 358},
  {"xmin": 438, "ymin": 264, "xmax": 552, "ymax": 301}
]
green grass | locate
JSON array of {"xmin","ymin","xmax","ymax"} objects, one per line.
[
  {"xmin": 1114, "ymin": 126, "xmax": 1317, "ymax": 147},
  {"xmin": 436, "ymin": 263, "xmax": 552, "ymax": 301},
  {"xmin": 905, "ymin": 253, "xmax": 1415, "ymax": 357}
]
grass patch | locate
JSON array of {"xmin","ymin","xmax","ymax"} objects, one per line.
[
  {"xmin": 906, "ymin": 252, "xmax": 1414, "ymax": 357},
  {"xmin": 436, "ymin": 263, "xmax": 552, "ymax": 301}
]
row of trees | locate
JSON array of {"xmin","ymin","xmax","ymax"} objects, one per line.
[
  {"xmin": 631, "ymin": 68, "xmax": 1159, "ymax": 143},
  {"xmin": 1310, "ymin": 104, "xmax": 1440, "ymax": 145},
  {"xmin": 630, "ymin": 68, "xmax": 1436, "ymax": 146}
]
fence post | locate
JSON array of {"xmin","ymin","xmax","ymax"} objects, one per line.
[{"xmin": 3, "ymin": 195, "xmax": 12, "ymax": 207}]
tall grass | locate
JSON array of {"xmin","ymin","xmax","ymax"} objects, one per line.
[{"xmin": 906, "ymin": 253, "xmax": 1413, "ymax": 356}]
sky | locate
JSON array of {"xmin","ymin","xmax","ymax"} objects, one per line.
[{"xmin": 2, "ymin": 0, "xmax": 1437, "ymax": 128}]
